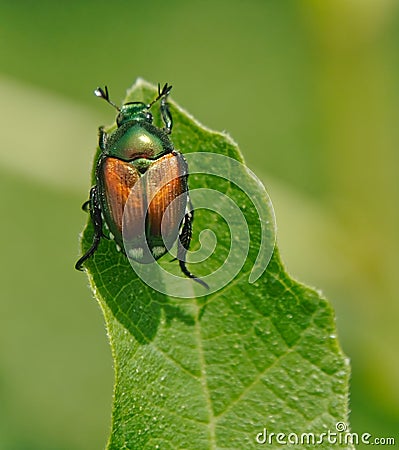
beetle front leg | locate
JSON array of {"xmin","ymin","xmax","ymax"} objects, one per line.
[
  {"xmin": 75, "ymin": 186, "xmax": 103, "ymax": 270},
  {"xmin": 98, "ymin": 126, "xmax": 107, "ymax": 151},
  {"xmin": 160, "ymin": 96, "xmax": 173, "ymax": 134},
  {"xmin": 177, "ymin": 209, "xmax": 209, "ymax": 289}
]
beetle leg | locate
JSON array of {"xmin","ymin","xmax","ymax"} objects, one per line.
[
  {"xmin": 81, "ymin": 197, "xmax": 109, "ymax": 239},
  {"xmin": 177, "ymin": 209, "xmax": 209, "ymax": 289},
  {"xmin": 98, "ymin": 126, "xmax": 107, "ymax": 151},
  {"xmin": 169, "ymin": 196, "xmax": 194, "ymax": 263},
  {"xmin": 81, "ymin": 199, "xmax": 90, "ymax": 212},
  {"xmin": 75, "ymin": 186, "xmax": 103, "ymax": 270},
  {"xmin": 160, "ymin": 96, "xmax": 173, "ymax": 134}
]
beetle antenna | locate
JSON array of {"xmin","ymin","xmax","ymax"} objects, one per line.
[
  {"xmin": 94, "ymin": 86, "xmax": 120, "ymax": 111},
  {"xmin": 148, "ymin": 82, "xmax": 172, "ymax": 108}
]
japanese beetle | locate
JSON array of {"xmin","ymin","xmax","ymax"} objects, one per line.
[{"xmin": 76, "ymin": 83, "xmax": 207, "ymax": 288}]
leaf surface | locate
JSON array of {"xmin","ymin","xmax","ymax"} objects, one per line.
[{"xmin": 79, "ymin": 79, "xmax": 352, "ymax": 449}]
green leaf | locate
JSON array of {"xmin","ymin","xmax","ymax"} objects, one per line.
[{"xmin": 79, "ymin": 79, "xmax": 352, "ymax": 449}]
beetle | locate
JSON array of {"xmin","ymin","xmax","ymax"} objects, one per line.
[{"xmin": 75, "ymin": 83, "xmax": 208, "ymax": 288}]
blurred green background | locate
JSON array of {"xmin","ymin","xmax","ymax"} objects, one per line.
[{"xmin": 1, "ymin": 0, "xmax": 398, "ymax": 448}]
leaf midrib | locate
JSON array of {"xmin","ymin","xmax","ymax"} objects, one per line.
[{"xmin": 194, "ymin": 302, "xmax": 217, "ymax": 449}]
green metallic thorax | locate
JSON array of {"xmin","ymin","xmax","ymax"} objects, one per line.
[{"xmin": 106, "ymin": 122, "xmax": 173, "ymax": 161}]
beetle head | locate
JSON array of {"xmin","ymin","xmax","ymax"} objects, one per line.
[
  {"xmin": 94, "ymin": 83, "xmax": 172, "ymax": 128},
  {"xmin": 116, "ymin": 102, "xmax": 152, "ymax": 126}
]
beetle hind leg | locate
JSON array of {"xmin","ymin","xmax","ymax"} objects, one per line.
[
  {"xmin": 75, "ymin": 186, "xmax": 103, "ymax": 271},
  {"xmin": 177, "ymin": 209, "xmax": 209, "ymax": 289},
  {"xmin": 179, "ymin": 260, "xmax": 209, "ymax": 289}
]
